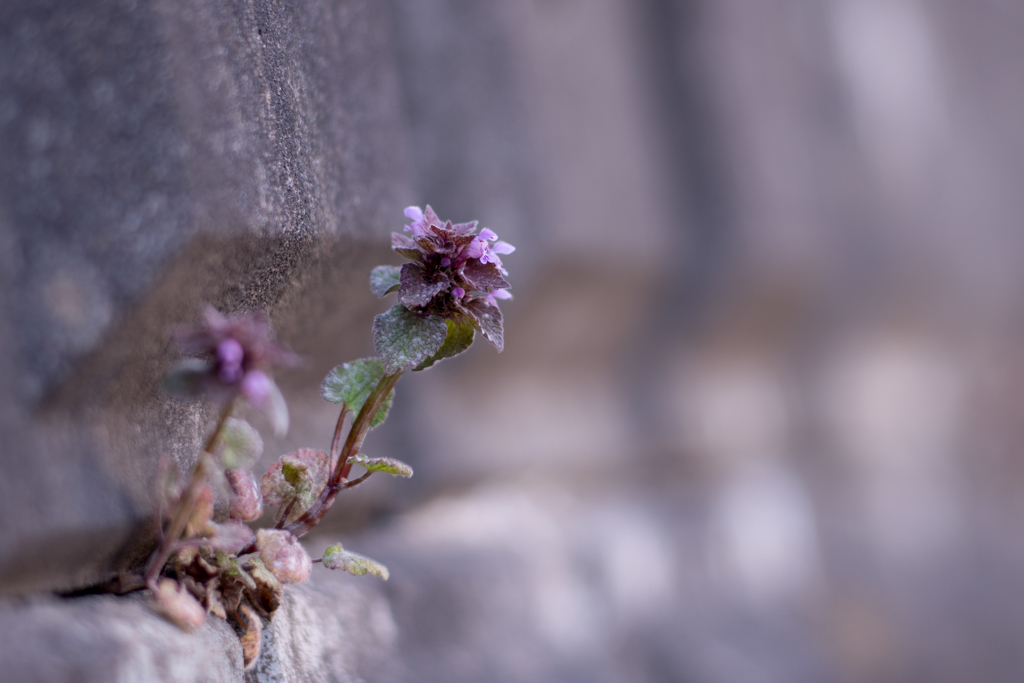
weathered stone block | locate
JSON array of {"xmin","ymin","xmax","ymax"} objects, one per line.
[
  {"xmin": 0, "ymin": 0, "xmax": 408, "ymax": 595},
  {"xmin": 0, "ymin": 593, "xmax": 244, "ymax": 682}
]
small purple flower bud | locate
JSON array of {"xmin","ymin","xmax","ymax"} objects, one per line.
[
  {"xmin": 241, "ymin": 369, "xmax": 272, "ymax": 407},
  {"xmin": 256, "ymin": 529, "xmax": 312, "ymax": 584},
  {"xmin": 479, "ymin": 228, "xmax": 498, "ymax": 241},
  {"xmin": 440, "ymin": 257, "xmax": 451, "ymax": 267},
  {"xmin": 217, "ymin": 338, "xmax": 246, "ymax": 383},
  {"xmin": 217, "ymin": 338, "xmax": 244, "ymax": 365},
  {"xmin": 452, "ymin": 287, "xmax": 465, "ymax": 298}
]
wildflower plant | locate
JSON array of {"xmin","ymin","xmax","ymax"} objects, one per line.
[{"xmin": 144, "ymin": 206, "xmax": 512, "ymax": 668}]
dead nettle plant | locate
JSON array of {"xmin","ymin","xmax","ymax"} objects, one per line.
[{"xmin": 147, "ymin": 206, "xmax": 513, "ymax": 666}]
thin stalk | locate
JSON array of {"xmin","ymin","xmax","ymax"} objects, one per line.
[
  {"xmin": 282, "ymin": 370, "xmax": 402, "ymax": 538},
  {"xmin": 144, "ymin": 398, "xmax": 235, "ymax": 586},
  {"xmin": 329, "ymin": 406, "xmax": 350, "ymax": 470}
]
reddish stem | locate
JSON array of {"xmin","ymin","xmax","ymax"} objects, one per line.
[
  {"xmin": 144, "ymin": 398, "xmax": 235, "ymax": 586},
  {"xmin": 281, "ymin": 370, "xmax": 402, "ymax": 538}
]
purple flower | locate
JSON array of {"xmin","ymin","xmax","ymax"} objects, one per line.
[
  {"xmin": 404, "ymin": 206, "xmax": 428, "ymax": 237},
  {"xmin": 240, "ymin": 369, "xmax": 272, "ymax": 406},
  {"xmin": 387, "ymin": 205, "xmax": 513, "ymax": 349},
  {"xmin": 167, "ymin": 307, "xmax": 297, "ymax": 435},
  {"xmin": 458, "ymin": 227, "xmax": 515, "ymax": 275}
]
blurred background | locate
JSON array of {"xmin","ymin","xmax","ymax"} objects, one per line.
[{"xmin": 291, "ymin": 1, "xmax": 1024, "ymax": 681}]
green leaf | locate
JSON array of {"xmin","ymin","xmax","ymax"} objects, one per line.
[
  {"xmin": 463, "ymin": 299, "xmax": 504, "ymax": 352},
  {"xmin": 321, "ymin": 359, "xmax": 395, "ymax": 429},
  {"xmin": 398, "ymin": 263, "xmax": 450, "ymax": 308},
  {"xmin": 414, "ymin": 316, "xmax": 475, "ymax": 371},
  {"xmin": 370, "ymin": 265, "xmax": 402, "ymax": 297},
  {"xmin": 216, "ymin": 418, "xmax": 264, "ymax": 469},
  {"xmin": 321, "ymin": 543, "xmax": 389, "ymax": 580},
  {"xmin": 260, "ymin": 449, "xmax": 330, "ymax": 524},
  {"xmin": 373, "ymin": 305, "xmax": 448, "ymax": 375},
  {"xmin": 350, "ymin": 454, "xmax": 413, "ymax": 478},
  {"xmin": 162, "ymin": 358, "xmax": 211, "ymax": 396}
]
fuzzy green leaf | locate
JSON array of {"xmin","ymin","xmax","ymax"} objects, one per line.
[
  {"xmin": 463, "ymin": 299, "xmax": 504, "ymax": 352},
  {"xmin": 322, "ymin": 543, "xmax": 389, "ymax": 580},
  {"xmin": 350, "ymin": 454, "xmax": 414, "ymax": 478},
  {"xmin": 321, "ymin": 359, "xmax": 394, "ymax": 429},
  {"xmin": 260, "ymin": 449, "xmax": 330, "ymax": 524},
  {"xmin": 414, "ymin": 316, "xmax": 475, "ymax": 371},
  {"xmin": 216, "ymin": 418, "xmax": 264, "ymax": 469},
  {"xmin": 373, "ymin": 305, "xmax": 448, "ymax": 375},
  {"xmin": 370, "ymin": 265, "xmax": 402, "ymax": 297}
]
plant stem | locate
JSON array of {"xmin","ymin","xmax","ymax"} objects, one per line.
[
  {"xmin": 282, "ymin": 370, "xmax": 403, "ymax": 538},
  {"xmin": 329, "ymin": 406, "xmax": 350, "ymax": 470},
  {"xmin": 144, "ymin": 398, "xmax": 235, "ymax": 586}
]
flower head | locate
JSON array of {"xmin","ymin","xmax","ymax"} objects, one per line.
[
  {"xmin": 165, "ymin": 307, "xmax": 297, "ymax": 435},
  {"xmin": 388, "ymin": 205, "xmax": 513, "ymax": 349}
]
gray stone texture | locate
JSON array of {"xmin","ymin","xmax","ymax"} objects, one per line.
[
  {"xmin": 0, "ymin": 0, "xmax": 407, "ymax": 595},
  {"xmin": 0, "ymin": 593, "xmax": 244, "ymax": 682}
]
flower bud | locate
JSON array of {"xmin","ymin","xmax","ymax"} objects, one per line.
[{"xmin": 241, "ymin": 369, "xmax": 272, "ymax": 406}]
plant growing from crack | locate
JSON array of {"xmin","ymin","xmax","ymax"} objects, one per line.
[{"xmin": 145, "ymin": 206, "xmax": 513, "ymax": 667}]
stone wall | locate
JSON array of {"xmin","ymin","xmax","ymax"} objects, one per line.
[{"xmin": 0, "ymin": 0, "xmax": 407, "ymax": 595}]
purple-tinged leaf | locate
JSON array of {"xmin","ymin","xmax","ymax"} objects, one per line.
[
  {"xmin": 256, "ymin": 529, "xmax": 311, "ymax": 584},
  {"xmin": 423, "ymin": 205, "xmax": 442, "ymax": 229},
  {"xmin": 391, "ymin": 233, "xmax": 423, "ymax": 261},
  {"xmin": 152, "ymin": 578, "xmax": 206, "ymax": 632},
  {"xmin": 462, "ymin": 259, "xmax": 510, "ymax": 291},
  {"xmin": 449, "ymin": 220, "xmax": 479, "ymax": 236},
  {"xmin": 226, "ymin": 469, "xmax": 263, "ymax": 521},
  {"xmin": 398, "ymin": 263, "xmax": 450, "ymax": 308},
  {"xmin": 204, "ymin": 520, "xmax": 256, "ymax": 554},
  {"xmin": 464, "ymin": 299, "xmax": 505, "ymax": 352}
]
